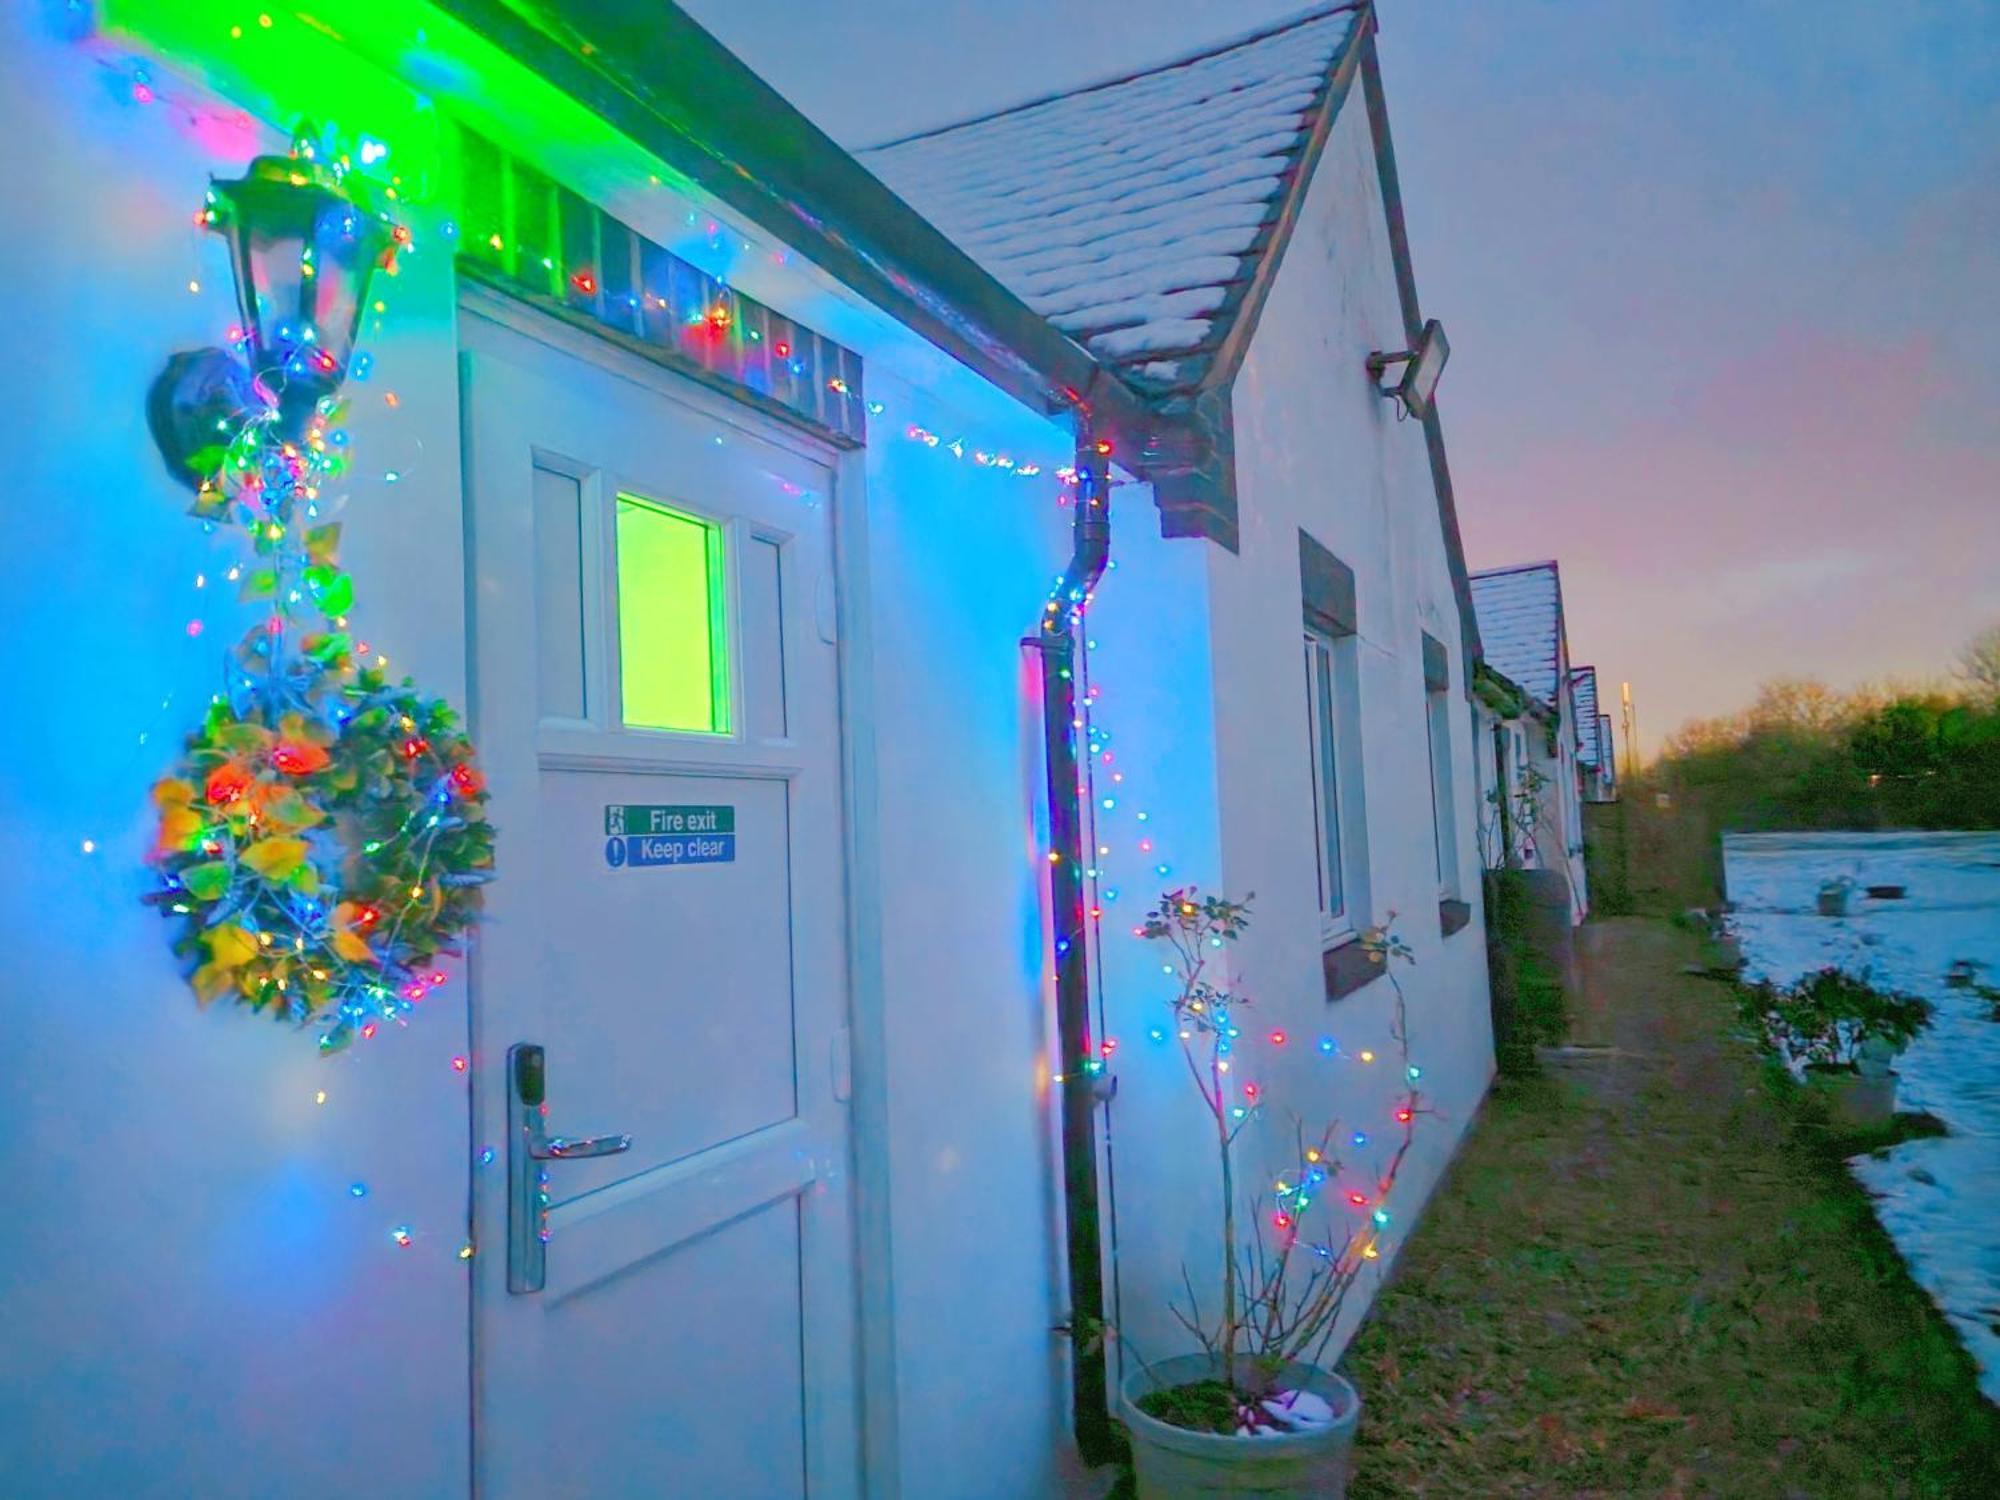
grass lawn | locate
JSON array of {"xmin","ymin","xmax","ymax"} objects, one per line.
[{"xmin": 1333, "ymin": 917, "xmax": 2000, "ymax": 1498}]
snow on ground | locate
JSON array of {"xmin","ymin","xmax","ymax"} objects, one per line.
[{"xmin": 1723, "ymin": 831, "xmax": 2000, "ymax": 1402}]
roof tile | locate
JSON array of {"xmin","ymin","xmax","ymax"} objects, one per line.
[{"xmin": 860, "ymin": 7, "xmax": 1362, "ymax": 392}]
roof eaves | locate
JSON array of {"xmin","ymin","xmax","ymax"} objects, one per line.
[
  {"xmin": 1355, "ymin": 24, "xmax": 1483, "ymax": 677},
  {"xmin": 431, "ymin": 0, "xmax": 1215, "ymax": 517},
  {"xmin": 1192, "ymin": 5, "xmax": 1370, "ymax": 399}
]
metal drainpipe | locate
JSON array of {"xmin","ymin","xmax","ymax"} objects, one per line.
[{"xmin": 1032, "ymin": 428, "xmax": 1115, "ymax": 1463}]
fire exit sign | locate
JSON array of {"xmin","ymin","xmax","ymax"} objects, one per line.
[{"xmin": 603, "ymin": 804, "xmax": 736, "ymax": 868}]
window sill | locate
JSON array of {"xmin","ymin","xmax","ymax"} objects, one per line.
[
  {"xmin": 1323, "ymin": 932, "xmax": 1386, "ymax": 1002},
  {"xmin": 1439, "ymin": 898, "xmax": 1472, "ymax": 938}
]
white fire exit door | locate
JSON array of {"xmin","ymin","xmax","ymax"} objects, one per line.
[{"xmin": 459, "ymin": 290, "xmax": 859, "ymax": 1499}]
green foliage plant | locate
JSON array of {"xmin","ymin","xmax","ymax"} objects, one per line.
[{"xmin": 1737, "ymin": 967, "xmax": 1932, "ymax": 1073}]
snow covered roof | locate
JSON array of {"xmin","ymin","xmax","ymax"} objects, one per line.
[
  {"xmin": 1470, "ymin": 562, "xmax": 1565, "ymax": 710},
  {"xmin": 859, "ymin": 5, "xmax": 1365, "ymax": 394},
  {"xmin": 1570, "ymin": 667, "xmax": 1602, "ymax": 767}
]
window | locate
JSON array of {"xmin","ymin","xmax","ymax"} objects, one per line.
[
  {"xmin": 1298, "ymin": 530, "xmax": 1369, "ymax": 953},
  {"xmin": 1422, "ymin": 632, "xmax": 1459, "ymax": 897},
  {"xmin": 1305, "ymin": 632, "xmax": 1345, "ymax": 924},
  {"xmin": 616, "ymin": 493, "xmax": 730, "ymax": 733},
  {"xmin": 532, "ymin": 464, "xmax": 588, "ymax": 721},
  {"xmin": 1303, "ymin": 628, "xmax": 1368, "ymax": 941}
]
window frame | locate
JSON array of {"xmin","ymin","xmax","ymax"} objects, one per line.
[
  {"xmin": 611, "ymin": 488, "xmax": 734, "ymax": 738},
  {"xmin": 1303, "ymin": 624, "xmax": 1368, "ymax": 949},
  {"xmin": 1421, "ymin": 636, "xmax": 1460, "ymax": 901}
]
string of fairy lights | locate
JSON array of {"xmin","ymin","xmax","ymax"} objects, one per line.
[
  {"xmin": 1066, "ymin": 514, "xmax": 1432, "ymax": 1292},
  {"xmin": 105, "ymin": 34, "xmax": 1430, "ymax": 1302}
]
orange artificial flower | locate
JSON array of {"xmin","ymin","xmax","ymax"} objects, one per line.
[
  {"xmin": 205, "ymin": 762, "xmax": 255, "ymax": 805},
  {"xmin": 271, "ymin": 739, "xmax": 331, "ymax": 775}
]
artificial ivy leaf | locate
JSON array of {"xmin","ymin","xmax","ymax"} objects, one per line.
[
  {"xmin": 153, "ymin": 777, "xmax": 196, "ymax": 810},
  {"xmin": 190, "ymin": 961, "xmax": 234, "ymax": 1003},
  {"xmin": 206, "ymin": 922, "xmax": 260, "ymax": 970},
  {"xmin": 258, "ymin": 789, "xmax": 325, "ymax": 834},
  {"xmin": 305, "ymin": 632, "xmax": 352, "ymax": 666},
  {"xmin": 312, "ymin": 569, "xmax": 354, "ymax": 617},
  {"xmin": 155, "ymin": 805, "xmax": 205, "ymax": 856},
  {"xmin": 305, "ymin": 522, "xmax": 343, "ymax": 566},
  {"xmin": 240, "ymin": 837, "xmax": 309, "ymax": 883},
  {"xmin": 213, "ymin": 722, "xmax": 274, "ymax": 754},
  {"xmin": 239, "ymin": 568, "xmax": 278, "ymax": 602},
  {"xmin": 180, "ymin": 861, "xmax": 232, "ymax": 902}
]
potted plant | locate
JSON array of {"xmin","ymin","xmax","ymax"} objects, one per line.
[
  {"xmin": 1738, "ymin": 967, "xmax": 1931, "ymax": 1127},
  {"xmin": 1816, "ymin": 875, "xmax": 1856, "ymax": 917},
  {"xmin": 1115, "ymin": 890, "xmax": 1422, "ymax": 1499}
]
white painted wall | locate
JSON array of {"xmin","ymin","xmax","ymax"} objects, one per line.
[
  {"xmin": 1094, "ymin": 95, "xmax": 1495, "ymax": 1382},
  {"xmin": 1, "ymin": 11, "xmax": 1502, "ymax": 1498},
  {"xmin": 0, "ymin": 12, "xmax": 471, "ymax": 1496},
  {"xmin": 846, "ymin": 374, "xmax": 1076, "ymax": 1499},
  {"xmin": 1550, "ymin": 649, "xmax": 1591, "ymax": 921},
  {"xmin": 0, "ymin": 14, "xmax": 1231, "ymax": 1496}
]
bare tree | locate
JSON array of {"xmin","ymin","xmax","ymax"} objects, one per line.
[{"xmin": 1958, "ymin": 623, "xmax": 2000, "ymax": 704}]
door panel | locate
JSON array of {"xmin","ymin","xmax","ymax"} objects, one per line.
[
  {"xmin": 536, "ymin": 766, "xmax": 798, "ymax": 1194},
  {"xmin": 461, "ymin": 291, "xmax": 857, "ymax": 1500}
]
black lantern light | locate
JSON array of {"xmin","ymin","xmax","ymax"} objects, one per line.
[{"xmin": 149, "ymin": 127, "xmax": 394, "ymax": 489}]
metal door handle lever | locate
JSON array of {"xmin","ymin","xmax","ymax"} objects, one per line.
[
  {"xmin": 507, "ymin": 1043, "xmax": 634, "ymax": 1293},
  {"xmin": 537, "ymin": 1132, "xmax": 632, "ymax": 1160}
]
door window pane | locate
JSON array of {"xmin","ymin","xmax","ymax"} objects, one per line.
[
  {"xmin": 617, "ymin": 494, "xmax": 729, "ymax": 733},
  {"xmin": 533, "ymin": 465, "xmax": 587, "ymax": 720}
]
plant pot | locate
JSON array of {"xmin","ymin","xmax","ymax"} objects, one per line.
[
  {"xmin": 1120, "ymin": 1353, "xmax": 1361, "ymax": 1499},
  {"xmin": 1816, "ymin": 886, "xmax": 1850, "ymax": 917},
  {"xmin": 1806, "ymin": 1066, "xmax": 1897, "ymax": 1128}
]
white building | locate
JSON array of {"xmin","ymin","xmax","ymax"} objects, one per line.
[
  {"xmin": 1, "ymin": 4, "xmax": 1495, "ymax": 1496},
  {"xmin": 1470, "ymin": 561, "xmax": 1591, "ymax": 919},
  {"xmin": 1569, "ymin": 665, "xmax": 1617, "ymax": 802}
]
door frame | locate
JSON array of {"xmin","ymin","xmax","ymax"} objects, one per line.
[{"xmin": 454, "ymin": 280, "xmax": 901, "ymax": 1499}]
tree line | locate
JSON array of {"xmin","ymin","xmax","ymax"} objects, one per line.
[{"xmin": 1645, "ymin": 625, "xmax": 2000, "ymax": 832}]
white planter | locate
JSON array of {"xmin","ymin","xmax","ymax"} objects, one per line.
[{"xmin": 1120, "ymin": 1353, "xmax": 1361, "ymax": 1499}]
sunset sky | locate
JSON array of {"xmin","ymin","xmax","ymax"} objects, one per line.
[{"xmin": 682, "ymin": 0, "xmax": 2000, "ymax": 756}]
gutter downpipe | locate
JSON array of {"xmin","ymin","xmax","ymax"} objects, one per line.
[{"xmin": 1032, "ymin": 426, "xmax": 1116, "ymax": 1464}]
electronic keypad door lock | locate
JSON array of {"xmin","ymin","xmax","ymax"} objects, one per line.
[{"xmin": 506, "ymin": 1043, "xmax": 633, "ymax": 1294}]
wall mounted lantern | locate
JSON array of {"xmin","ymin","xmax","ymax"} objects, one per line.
[
  {"xmin": 148, "ymin": 127, "xmax": 393, "ymax": 489},
  {"xmin": 1367, "ymin": 318, "xmax": 1450, "ymax": 421}
]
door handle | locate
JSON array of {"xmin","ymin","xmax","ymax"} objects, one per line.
[
  {"xmin": 536, "ymin": 1133, "xmax": 632, "ymax": 1160},
  {"xmin": 507, "ymin": 1043, "xmax": 634, "ymax": 1294}
]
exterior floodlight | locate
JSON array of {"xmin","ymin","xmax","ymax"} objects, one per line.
[{"xmin": 1367, "ymin": 318, "xmax": 1449, "ymax": 420}]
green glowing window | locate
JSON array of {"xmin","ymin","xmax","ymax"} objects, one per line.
[{"xmin": 616, "ymin": 494, "xmax": 730, "ymax": 734}]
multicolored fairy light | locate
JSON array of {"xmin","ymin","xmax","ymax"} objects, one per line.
[
  {"xmin": 144, "ymin": 125, "xmax": 494, "ymax": 1053},
  {"xmin": 1140, "ymin": 898, "xmax": 1430, "ymax": 1388}
]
